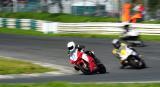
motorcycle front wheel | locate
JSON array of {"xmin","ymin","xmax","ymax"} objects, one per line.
[{"xmin": 97, "ymin": 64, "xmax": 107, "ymax": 74}]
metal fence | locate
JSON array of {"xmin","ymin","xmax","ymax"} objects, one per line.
[{"xmin": 0, "ymin": 0, "xmax": 159, "ymax": 20}]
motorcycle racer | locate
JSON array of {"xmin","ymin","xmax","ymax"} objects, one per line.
[
  {"xmin": 120, "ymin": 24, "xmax": 139, "ymax": 41},
  {"xmin": 119, "ymin": 23, "xmax": 145, "ymax": 47},
  {"xmin": 67, "ymin": 41, "xmax": 100, "ymax": 72},
  {"xmin": 112, "ymin": 39, "xmax": 139, "ymax": 69}
]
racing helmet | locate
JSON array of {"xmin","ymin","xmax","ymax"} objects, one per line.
[
  {"xmin": 67, "ymin": 41, "xmax": 76, "ymax": 52},
  {"xmin": 122, "ymin": 22, "xmax": 130, "ymax": 31},
  {"xmin": 112, "ymin": 39, "xmax": 121, "ymax": 49},
  {"xmin": 124, "ymin": 24, "xmax": 130, "ymax": 29}
]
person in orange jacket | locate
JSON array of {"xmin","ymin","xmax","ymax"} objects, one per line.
[
  {"xmin": 121, "ymin": 1, "xmax": 132, "ymax": 22},
  {"xmin": 130, "ymin": 2, "xmax": 144, "ymax": 23},
  {"xmin": 130, "ymin": 11, "xmax": 143, "ymax": 23}
]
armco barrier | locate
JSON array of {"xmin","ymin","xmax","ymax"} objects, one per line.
[
  {"xmin": 58, "ymin": 23, "xmax": 160, "ymax": 35},
  {"xmin": 0, "ymin": 18, "xmax": 160, "ymax": 35},
  {"xmin": 0, "ymin": 18, "xmax": 48, "ymax": 30}
]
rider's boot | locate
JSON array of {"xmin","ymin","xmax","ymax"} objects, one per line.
[
  {"xmin": 120, "ymin": 60, "xmax": 128, "ymax": 69},
  {"xmin": 93, "ymin": 57, "xmax": 101, "ymax": 65}
]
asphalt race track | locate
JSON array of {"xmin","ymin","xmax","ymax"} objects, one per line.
[{"xmin": 0, "ymin": 34, "xmax": 160, "ymax": 83}]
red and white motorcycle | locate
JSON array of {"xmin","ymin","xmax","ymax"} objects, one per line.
[{"xmin": 70, "ymin": 50, "xmax": 106, "ymax": 75}]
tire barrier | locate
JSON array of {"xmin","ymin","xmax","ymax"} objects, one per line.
[{"xmin": 0, "ymin": 18, "xmax": 46, "ymax": 31}]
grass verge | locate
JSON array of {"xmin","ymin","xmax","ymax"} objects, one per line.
[
  {"xmin": 0, "ymin": 82, "xmax": 159, "ymax": 87},
  {"xmin": 0, "ymin": 12, "xmax": 160, "ymax": 23},
  {"xmin": 0, "ymin": 28, "xmax": 160, "ymax": 41},
  {"xmin": 0, "ymin": 57, "xmax": 54, "ymax": 75},
  {"xmin": 0, "ymin": 13, "xmax": 119, "ymax": 22}
]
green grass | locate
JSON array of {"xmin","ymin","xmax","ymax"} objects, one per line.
[
  {"xmin": 142, "ymin": 20, "xmax": 160, "ymax": 24},
  {"xmin": 0, "ymin": 13, "xmax": 119, "ymax": 22},
  {"xmin": 0, "ymin": 28, "xmax": 160, "ymax": 41},
  {"xmin": 0, "ymin": 12, "xmax": 160, "ymax": 23},
  {"xmin": 0, "ymin": 57, "xmax": 54, "ymax": 75},
  {"xmin": 0, "ymin": 82, "xmax": 159, "ymax": 87},
  {"xmin": 0, "ymin": 27, "xmax": 119, "ymax": 38}
]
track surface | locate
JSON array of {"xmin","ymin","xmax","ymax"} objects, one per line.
[{"xmin": 0, "ymin": 34, "xmax": 160, "ymax": 83}]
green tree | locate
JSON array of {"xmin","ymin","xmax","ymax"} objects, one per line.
[{"xmin": 148, "ymin": 0, "xmax": 160, "ymax": 17}]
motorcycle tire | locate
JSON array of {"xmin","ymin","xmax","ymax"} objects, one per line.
[
  {"xmin": 129, "ymin": 57, "xmax": 146, "ymax": 69},
  {"xmin": 138, "ymin": 59, "xmax": 146, "ymax": 69},
  {"xmin": 97, "ymin": 64, "xmax": 107, "ymax": 74}
]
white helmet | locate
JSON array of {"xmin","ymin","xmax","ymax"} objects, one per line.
[
  {"xmin": 67, "ymin": 41, "xmax": 76, "ymax": 52},
  {"xmin": 112, "ymin": 39, "xmax": 120, "ymax": 48}
]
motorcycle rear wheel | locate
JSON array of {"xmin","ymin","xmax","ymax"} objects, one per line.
[{"xmin": 129, "ymin": 57, "xmax": 146, "ymax": 69}]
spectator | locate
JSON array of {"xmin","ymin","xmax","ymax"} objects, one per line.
[
  {"xmin": 130, "ymin": 11, "xmax": 143, "ymax": 23},
  {"xmin": 130, "ymin": 1, "xmax": 145, "ymax": 23},
  {"xmin": 121, "ymin": 1, "xmax": 132, "ymax": 22}
]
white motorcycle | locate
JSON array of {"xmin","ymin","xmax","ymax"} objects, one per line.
[
  {"xmin": 112, "ymin": 43, "xmax": 146, "ymax": 69},
  {"xmin": 120, "ymin": 29, "xmax": 145, "ymax": 47}
]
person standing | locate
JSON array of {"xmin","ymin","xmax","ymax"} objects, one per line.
[
  {"xmin": 130, "ymin": 1, "xmax": 145, "ymax": 23},
  {"xmin": 121, "ymin": 1, "xmax": 132, "ymax": 22}
]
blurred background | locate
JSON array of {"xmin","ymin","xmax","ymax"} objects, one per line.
[{"xmin": 0, "ymin": 0, "xmax": 159, "ymax": 20}]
